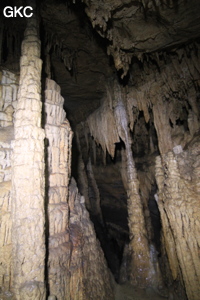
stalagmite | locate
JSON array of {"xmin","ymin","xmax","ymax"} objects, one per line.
[
  {"xmin": 0, "ymin": 69, "xmax": 18, "ymax": 296},
  {"xmin": 86, "ymin": 80, "xmax": 162, "ymax": 289},
  {"xmin": 11, "ymin": 6, "xmax": 46, "ymax": 300},
  {"xmin": 68, "ymin": 179, "xmax": 114, "ymax": 300},
  {"xmin": 44, "ymin": 78, "xmax": 72, "ymax": 299},
  {"xmin": 86, "ymin": 158, "xmax": 104, "ymax": 224},
  {"xmin": 1, "ymin": 1, "xmax": 200, "ymax": 299},
  {"xmin": 153, "ymin": 99, "xmax": 173, "ymax": 155},
  {"xmin": 45, "ymin": 78, "xmax": 114, "ymax": 299},
  {"xmin": 112, "ymin": 82, "xmax": 161, "ymax": 288},
  {"xmin": 87, "ymin": 100, "xmax": 120, "ymax": 158},
  {"xmin": 75, "ymin": 130, "xmax": 91, "ymax": 211},
  {"xmin": 155, "ymin": 148, "xmax": 200, "ymax": 300}
]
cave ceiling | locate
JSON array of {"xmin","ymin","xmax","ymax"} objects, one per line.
[{"xmin": 2, "ymin": 0, "xmax": 200, "ymax": 124}]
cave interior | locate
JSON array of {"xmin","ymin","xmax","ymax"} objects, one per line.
[{"xmin": 0, "ymin": 0, "xmax": 200, "ymax": 299}]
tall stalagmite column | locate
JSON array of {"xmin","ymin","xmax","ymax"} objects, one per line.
[
  {"xmin": 11, "ymin": 6, "xmax": 46, "ymax": 300},
  {"xmin": 155, "ymin": 150, "xmax": 200, "ymax": 300},
  {"xmin": 113, "ymin": 82, "xmax": 161, "ymax": 288},
  {"xmin": 44, "ymin": 78, "xmax": 73, "ymax": 299}
]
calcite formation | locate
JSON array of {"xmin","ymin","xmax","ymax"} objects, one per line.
[
  {"xmin": 45, "ymin": 78, "xmax": 113, "ymax": 299},
  {"xmin": 1, "ymin": 1, "xmax": 200, "ymax": 300},
  {"xmin": 80, "ymin": 0, "xmax": 200, "ymax": 77},
  {"xmin": 76, "ymin": 39, "xmax": 200, "ymax": 298},
  {"xmin": 0, "ymin": 126, "xmax": 13, "ymax": 293},
  {"xmin": 155, "ymin": 144, "xmax": 200, "ymax": 300},
  {"xmin": 83, "ymin": 81, "xmax": 163, "ymax": 289},
  {"xmin": 0, "ymin": 7, "xmax": 114, "ymax": 300},
  {"xmin": 11, "ymin": 13, "xmax": 46, "ymax": 300},
  {"xmin": 0, "ymin": 58, "xmax": 19, "ymax": 299},
  {"xmin": 0, "ymin": 70, "xmax": 18, "ymax": 127},
  {"xmin": 45, "ymin": 78, "xmax": 72, "ymax": 299}
]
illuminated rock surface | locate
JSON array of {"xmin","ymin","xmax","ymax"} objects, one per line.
[{"xmin": 0, "ymin": 0, "xmax": 200, "ymax": 299}]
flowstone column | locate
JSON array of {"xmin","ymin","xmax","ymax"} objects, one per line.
[
  {"xmin": 155, "ymin": 150, "xmax": 200, "ymax": 300},
  {"xmin": 44, "ymin": 78, "xmax": 73, "ymax": 299},
  {"xmin": 11, "ymin": 12, "xmax": 46, "ymax": 300},
  {"xmin": 113, "ymin": 83, "xmax": 162, "ymax": 289}
]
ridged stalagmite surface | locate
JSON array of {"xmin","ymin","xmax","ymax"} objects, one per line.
[
  {"xmin": 85, "ymin": 81, "xmax": 162, "ymax": 288},
  {"xmin": 45, "ymin": 78, "xmax": 114, "ymax": 300},
  {"xmin": 0, "ymin": 127, "xmax": 13, "ymax": 294},
  {"xmin": 11, "ymin": 13, "xmax": 46, "ymax": 299},
  {"xmin": 45, "ymin": 78, "xmax": 72, "ymax": 299},
  {"xmin": 155, "ymin": 144, "xmax": 200, "ymax": 300},
  {"xmin": 113, "ymin": 83, "xmax": 162, "ymax": 289},
  {"xmin": 1, "ymin": 1, "xmax": 200, "ymax": 300},
  {"xmin": 68, "ymin": 179, "xmax": 114, "ymax": 300}
]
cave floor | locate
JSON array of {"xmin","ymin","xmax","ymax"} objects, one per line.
[{"xmin": 114, "ymin": 283, "xmax": 168, "ymax": 300}]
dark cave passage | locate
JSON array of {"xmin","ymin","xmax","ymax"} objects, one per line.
[{"xmin": 71, "ymin": 134, "xmax": 130, "ymax": 281}]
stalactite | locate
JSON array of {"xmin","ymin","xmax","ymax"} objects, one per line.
[
  {"xmin": 87, "ymin": 101, "xmax": 120, "ymax": 158},
  {"xmin": 44, "ymin": 30, "xmax": 76, "ymax": 73}
]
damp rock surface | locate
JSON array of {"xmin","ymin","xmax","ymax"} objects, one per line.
[{"xmin": 114, "ymin": 283, "xmax": 168, "ymax": 300}]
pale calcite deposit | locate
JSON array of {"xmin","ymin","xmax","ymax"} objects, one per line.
[
  {"xmin": 0, "ymin": 70, "xmax": 19, "ymax": 128},
  {"xmin": 0, "ymin": 125, "xmax": 14, "ymax": 294},
  {"xmin": 155, "ymin": 145, "xmax": 200, "ymax": 300},
  {"xmin": 1, "ymin": 1, "xmax": 200, "ymax": 300},
  {"xmin": 0, "ymin": 45, "xmax": 19, "ymax": 299},
  {"xmin": 11, "ymin": 14, "xmax": 46, "ymax": 300},
  {"xmin": 75, "ymin": 42, "xmax": 200, "ymax": 299},
  {"xmin": 85, "ymin": 81, "xmax": 163, "ymax": 289},
  {"xmin": 45, "ymin": 78, "xmax": 114, "ymax": 299},
  {"xmin": 0, "ymin": 16, "xmax": 114, "ymax": 300}
]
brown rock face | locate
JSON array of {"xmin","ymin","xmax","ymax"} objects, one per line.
[{"xmin": 155, "ymin": 145, "xmax": 200, "ymax": 300}]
